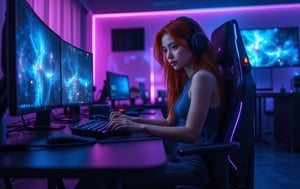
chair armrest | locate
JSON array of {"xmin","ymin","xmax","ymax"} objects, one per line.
[
  {"xmin": 177, "ymin": 141, "xmax": 240, "ymax": 189},
  {"xmin": 177, "ymin": 141, "xmax": 240, "ymax": 156}
]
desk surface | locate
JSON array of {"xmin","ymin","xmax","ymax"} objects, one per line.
[
  {"xmin": 0, "ymin": 108, "xmax": 167, "ymax": 179},
  {"xmin": 0, "ymin": 140, "xmax": 166, "ymax": 178}
]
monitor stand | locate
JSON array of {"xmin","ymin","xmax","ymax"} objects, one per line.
[
  {"xmin": 111, "ymin": 100, "xmax": 116, "ymax": 107},
  {"xmin": 68, "ymin": 106, "xmax": 81, "ymax": 123},
  {"xmin": 33, "ymin": 110, "xmax": 66, "ymax": 130}
]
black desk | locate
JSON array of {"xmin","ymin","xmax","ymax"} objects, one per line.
[
  {"xmin": 256, "ymin": 92, "xmax": 300, "ymax": 151},
  {"xmin": 0, "ymin": 109, "xmax": 167, "ymax": 189}
]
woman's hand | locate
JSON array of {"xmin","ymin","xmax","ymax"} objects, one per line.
[
  {"xmin": 109, "ymin": 111, "xmax": 128, "ymax": 120},
  {"xmin": 107, "ymin": 111, "xmax": 142, "ymax": 133}
]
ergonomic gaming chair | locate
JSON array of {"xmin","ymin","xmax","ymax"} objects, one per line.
[{"xmin": 177, "ymin": 19, "xmax": 256, "ymax": 189}]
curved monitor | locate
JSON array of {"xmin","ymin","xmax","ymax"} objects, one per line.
[
  {"xmin": 241, "ymin": 27, "xmax": 300, "ymax": 68},
  {"xmin": 6, "ymin": 0, "xmax": 62, "ymax": 116},
  {"xmin": 106, "ymin": 72, "xmax": 130, "ymax": 103},
  {"xmin": 61, "ymin": 39, "xmax": 94, "ymax": 106}
]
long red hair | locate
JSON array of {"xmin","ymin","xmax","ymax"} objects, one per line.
[{"xmin": 153, "ymin": 17, "xmax": 224, "ymax": 117}]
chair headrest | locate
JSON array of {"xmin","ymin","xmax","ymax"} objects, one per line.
[{"xmin": 212, "ymin": 20, "xmax": 251, "ymax": 75}]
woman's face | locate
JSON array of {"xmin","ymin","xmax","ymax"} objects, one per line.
[{"xmin": 161, "ymin": 33, "xmax": 193, "ymax": 71}]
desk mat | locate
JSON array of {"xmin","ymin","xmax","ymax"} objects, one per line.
[{"xmin": 96, "ymin": 133, "xmax": 161, "ymax": 143}]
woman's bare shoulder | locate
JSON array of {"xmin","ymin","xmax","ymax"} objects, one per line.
[{"xmin": 192, "ymin": 69, "xmax": 216, "ymax": 83}]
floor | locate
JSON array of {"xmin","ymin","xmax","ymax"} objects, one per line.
[
  {"xmin": 1, "ymin": 141, "xmax": 300, "ymax": 189},
  {"xmin": 254, "ymin": 142, "xmax": 300, "ymax": 189}
]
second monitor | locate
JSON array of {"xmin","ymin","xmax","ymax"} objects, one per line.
[
  {"xmin": 61, "ymin": 39, "xmax": 94, "ymax": 107},
  {"xmin": 106, "ymin": 71, "xmax": 130, "ymax": 107}
]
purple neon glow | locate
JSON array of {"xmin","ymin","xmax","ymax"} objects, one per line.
[
  {"xmin": 228, "ymin": 101, "xmax": 243, "ymax": 171},
  {"xmin": 92, "ymin": 3, "xmax": 300, "ymax": 18},
  {"xmin": 149, "ymin": 47, "xmax": 155, "ymax": 103},
  {"xmin": 92, "ymin": 3, "xmax": 300, "ymax": 102}
]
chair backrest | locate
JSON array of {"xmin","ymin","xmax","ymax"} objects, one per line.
[{"xmin": 211, "ymin": 19, "xmax": 256, "ymax": 189}]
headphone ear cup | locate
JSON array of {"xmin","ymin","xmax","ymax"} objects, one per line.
[
  {"xmin": 190, "ymin": 31, "xmax": 207, "ymax": 53},
  {"xmin": 176, "ymin": 16, "xmax": 208, "ymax": 53}
]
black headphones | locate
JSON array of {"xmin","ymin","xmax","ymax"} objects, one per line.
[{"xmin": 176, "ymin": 16, "xmax": 208, "ymax": 53}]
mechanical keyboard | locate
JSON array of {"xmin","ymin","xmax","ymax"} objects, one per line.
[
  {"xmin": 71, "ymin": 118, "xmax": 161, "ymax": 143},
  {"xmin": 71, "ymin": 119, "xmax": 110, "ymax": 139}
]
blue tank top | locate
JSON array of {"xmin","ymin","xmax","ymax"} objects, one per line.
[{"xmin": 172, "ymin": 73, "xmax": 221, "ymax": 175}]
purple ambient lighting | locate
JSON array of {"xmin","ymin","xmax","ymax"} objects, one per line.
[
  {"xmin": 92, "ymin": 3, "xmax": 300, "ymax": 101},
  {"xmin": 228, "ymin": 101, "xmax": 243, "ymax": 171}
]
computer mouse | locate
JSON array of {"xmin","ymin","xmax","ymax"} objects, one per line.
[{"xmin": 46, "ymin": 133, "xmax": 96, "ymax": 145}]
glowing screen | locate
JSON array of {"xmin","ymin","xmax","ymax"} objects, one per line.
[
  {"xmin": 61, "ymin": 40, "xmax": 94, "ymax": 106},
  {"xmin": 8, "ymin": 0, "xmax": 61, "ymax": 115},
  {"xmin": 106, "ymin": 72, "xmax": 130, "ymax": 101},
  {"xmin": 241, "ymin": 27, "xmax": 300, "ymax": 68}
]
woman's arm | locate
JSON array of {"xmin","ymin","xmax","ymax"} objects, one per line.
[
  {"xmin": 139, "ymin": 70, "xmax": 218, "ymax": 143},
  {"xmin": 130, "ymin": 114, "xmax": 176, "ymax": 126},
  {"xmin": 109, "ymin": 111, "xmax": 177, "ymax": 127},
  {"xmin": 108, "ymin": 70, "xmax": 219, "ymax": 143}
]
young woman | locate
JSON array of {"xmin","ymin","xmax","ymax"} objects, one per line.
[{"xmin": 75, "ymin": 16, "xmax": 225, "ymax": 189}]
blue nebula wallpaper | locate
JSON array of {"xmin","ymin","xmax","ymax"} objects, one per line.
[
  {"xmin": 15, "ymin": 0, "xmax": 61, "ymax": 113},
  {"xmin": 241, "ymin": 27, "xmax": 300, "ymax": 68},
  {"xmin": 61, "ymin": 40, "xmax": 94, "ymax": 106}
]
